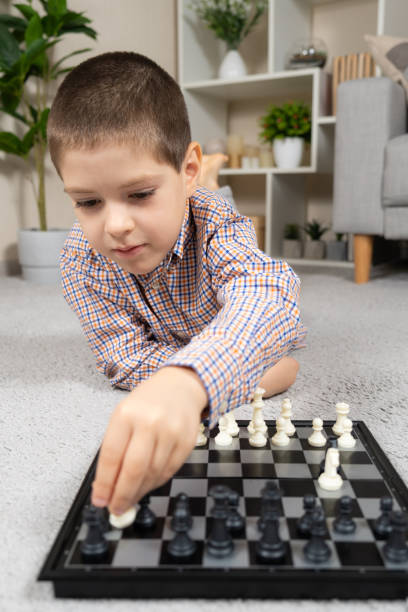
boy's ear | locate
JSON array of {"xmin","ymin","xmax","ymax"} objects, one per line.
[{"xmin": 183, "ymin": 141, "xmax": 202, "ymax": 197}]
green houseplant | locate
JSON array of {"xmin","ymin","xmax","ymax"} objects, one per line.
[
  {"xmin": 187, "ymin": 0, "xmax": 268, "ymax": 79},
  {"xmin": 326, "ymin": 231, "xmax": 348, "ymax": 261},
  {"xmin": 0, "ymin": 0, "xmax": 97, "ymax": 282},
  {"xmin": 282, "ymin": 222, "xmax": 302, "ymax": 259},
  {"xmin": 302, "ymin": 218, "xmax": 329, "ymax": 259},
  {"xmin": 259, "ymin": 100, "xmax": 311, "ymax": 169}
]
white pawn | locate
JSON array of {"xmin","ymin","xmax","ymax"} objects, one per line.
[
  {"xmin": 249, "ymin": 405, "xmax": 267, "ymax": 447},
  {"xmin": 109, "ymin": 506, "xmax": 137, "ymax": 529},
  {"xmin": 247, "ymin": 386, "xmax": 267, "ymax": 435},
  {"xmin": 271, "ymin": 416, "xmax": 290, "ymax": 447},
  {"xmin": 337, "ymin": 417, "xmax": 356, "ymax": 449},
  {"xmin": 280, "ymin": 398, "xmax": 296, "ymax": 436},
  {"xmin": 225, "ymin": 411, "xmax": 239, "ymax": 437},
  {"xmin": 308, "ymin": 417, "xmax": 326, "ymax": 447},
  {"xmin": 318, "ymin": 447, "xmax": 343, "ymax": 491},
  {"xmin": 214, "ymin": 414, "xmax": 233, "ymax": 446},
  {"xmin": 196, "ymin": 422, "xmax": 207, "ymax": 447},
  {"xmin": 332, "ymin": 402, "xmax": 350, "ymax": 436}
]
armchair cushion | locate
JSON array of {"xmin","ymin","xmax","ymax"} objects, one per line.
[
  {"xmin": 383, "ymin": 134, "xmax": 408, "ymax": 207},
  {"xmin": 364, "ymin": 34, "xmax": 408, "ymax": 100}
]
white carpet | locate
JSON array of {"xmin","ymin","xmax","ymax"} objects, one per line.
[{"xmin": 1, "ymin": 264, "xmax": 408, "ymax": 611}]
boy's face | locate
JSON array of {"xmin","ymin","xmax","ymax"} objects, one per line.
[{"xmin": 60, "ymin": 141, "xmax": 202, "ymax": 275}]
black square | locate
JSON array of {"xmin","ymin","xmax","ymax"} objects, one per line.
[
  {"xmin": 248, "ymin": 540, "xmax": 293, "ymax": 566},
  {"xmin": 205, "ymin": 517, "xmax": 246, "ymax": 539},
  {"xmin": 150, "ymin": 480, "xmax": 172, "ymax": 496},
  {"xmin": 272, "ymin": 451, "xmax": 305, "ymax": 463},
  {"xmin": 168, "ymin": 496, "xmax": 207, "ymax": 517},
  {"xmin": 245, "ymin": 497, "xmax": 283, "ymax": 517},
  {"xmin": 209, "ymin": 450, "xmax": 241, "ymax": 463},
  {"xmin": 278, "ymin": 479, "xmax": 316, "ymax": 497},
  {"xmin": 309, "ymin": 464, "xmax": 347, "ymax": 480},
  {"xmin": 335, "ymin": 541, "xmax": 384, "ymax": 566},
  {"xmin": 174, "ymin": 463, "xmax": 208, "ymax": 478},
  {"xmin": 122, "ymin": 517, "xmax": 165, "ymax": 539},
  {"xmin": 286, "ymin": 517, "xmax": 330, "ymax": 540},
  {"xmin": 339, "ymin": 451, "xmax": 372, "ymax": 465},
  {"xmin": 350, "ymin": 479, "xmax": 391, "ymax": 498},
  {"xmin": 320, "ymin": 497, "xmax": 363, "ymax": 518},
  {"xmin": 70, "ymin": 540, "xmax": 116, "ymax": 566},
  {"xmin": 207, "ymin": 477, "xmax": 243, "ymax": 496},
  {"xmin": 159, "ymin": 540, "xmax": 204, "ymax": 565},
  {"xmin": 242, "ymin": 463, "xmax": 276, "ymax": 478}
]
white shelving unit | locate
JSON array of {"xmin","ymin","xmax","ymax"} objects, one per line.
[{"xmin": 177, "ymin": 0, "xmax": 408, "ymax": 266}]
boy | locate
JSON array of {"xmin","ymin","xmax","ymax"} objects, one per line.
[{"xmin": 47, "ymin": 51, "xmax": 307, "ymax": 517}]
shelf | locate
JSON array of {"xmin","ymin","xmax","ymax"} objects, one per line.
[
  {"xmin": 219, "ymin": 167, "xmax": 316, "ymax": 176},
  {"xmin": 317, "ymin": 116, "xmax": 336, "ymax": 125},
  {"xmin": 286, "ymin": 258, "xmax": 353, "ymax": 269}
]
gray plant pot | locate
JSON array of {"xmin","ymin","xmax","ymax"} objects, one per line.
[
  {"xmin": 326, "ymin": 240, "xmax": 348, "ymax": 261},
  {"xmin": 18, "ymin": 228, "xmax": 70, "ymax": 284},
  {"xmin": 304, "ymin": 240, "xmax": 325, "ymax": 259},
  {"xmin": 282, "ymin": 239, "xmax": 302, "ymax": 259}
]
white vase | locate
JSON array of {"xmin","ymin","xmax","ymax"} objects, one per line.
[
  {"xmin": 18, "ymin": 228, "xmax": 70, "ymax": 284},
  {"xmin": 273, "ymin": 137, "xmax": 304, "ymax": 169},
  {"xmin": 218, "ymin": 49, "xmax": 248, "ymax": 79}
]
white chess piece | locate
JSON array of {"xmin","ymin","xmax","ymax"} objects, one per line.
[
  {"xmin": 332, "ymin": 402, "xmax": 350, "ymax": 436},
  {"xmin": 225, "ymin": 411, "xmax": 239, "ymax": 437},
  {"xmin": 214, "ymin": 414, "xmax": 233, "ymax": 446},
  {"xmin": 109, "ymin": 506, "xmax": 137, "ymax": 529},
  {"xmin": 271, "ymin": 416, "xmax": 290, "ymax": 447},
  {"xmin": 308, "ymin": 417, "xmax": 326, "ymax": 447},
  {"xmin": 249, "ymin": 404, "xmax": 267, "ymax": 447},
  {"xmin": 337, "ymin": 417, "xmax": 356, "ymax": 449},
  {"xmin": 247, "ymin": 386, "xmax": 267, "ymax": 435},
  {"xmin": 280, "ymin": 399, "xmax": 296, "ymax": 436},
  {"xmin": 196, "ymin": 422, "xmax": 207, "ymax": 446},
  {"xmin": 318, "ymin": 447, "xmax": 343, "ymax": 491}
]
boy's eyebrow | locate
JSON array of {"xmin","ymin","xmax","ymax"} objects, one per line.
[{"xmin": 64, "ymin": 174, "xmax": 162, "ymax": 194}]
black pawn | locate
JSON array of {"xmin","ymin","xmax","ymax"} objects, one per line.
[
  {"xmin": 168, "ymin": 493, "xmax": 196, "ymax": 558},
  {"xmin": 319, "ymin": 436, "xmax": 340, "ymax": 475},
  {"xmin": 333, "ymin": 496, "xmax": 356, "ymax": 535},
  {"xmin": 135, "ymin": 494, "xmax": 156, "ymax": 529},
  {"xmin": 80, "ymin": 505, "xmax": 109, "ymax": 560},
  {"xmin": 207, "ymin": 485, "xmax": 233, "ymax": 558},
  {"xmin": 226, "ymin": 489, "xmax": 245, "ymax": 533},
  {"xmin": 258, "ymin": 481, "xmax": 281, "ymax": 532},
  {"xmin": 373, "ymin": 496, "xmax": 393, "ymax": 537},
  {"xmin": 256, "ymin": 511, "xmax": 286, "ymax": 561},
  {"xmin": 383, "ymin": 511, "xmax": 408, "ymax": 563},
  {"xmin": 303, "ymin": 507, "xmax": 331, "ymax": 563},
  {"xmin": 297, "ymin": 494, "xmax": 316, "ymax": 535}
]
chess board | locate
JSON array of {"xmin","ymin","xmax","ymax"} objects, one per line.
[{"xmin": 38, "ymin": 420, "xmax": 408, "ymax": 600}]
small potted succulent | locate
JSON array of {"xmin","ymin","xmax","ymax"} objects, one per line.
[
  {"xmin": 302, "ymin": 219, "xmax": 329, "ymax": 259},
  {"xmin": 326, "ymin": 232, "xmax": 348, "ymax": 261},
  {"xmin": 282, "ymin": 223, "xmax": 302, "ymax": 259},
  {"xmin": 259, "ymin": 100, "xmax": 311, "ymax": 169}
]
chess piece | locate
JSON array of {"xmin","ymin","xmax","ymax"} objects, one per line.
[
  {"xmin": 383, "ymin": 511, "xmax": 408, "ymax": 563},
  {"xmin": 226, "ymin": 489, "xmax": 245, "ymax": 532},
  {"xmin": 308, "ymin": 417, "xmax": 326, "ymax": 447},
  {"xmin": 332, "ymin": 402, "xmax": 350, "ymax": 436},
  {"xmin": 337, "ymin": 418, "xmax": 356, "ymax": 449},
  {"xmin": 80, "ymin": 505, "xmax": 109, "ymax": 560},
  {"xmin": 271, "ymin": 416, "xmax": 290, "ymax": 447},
  {"xmin": 319, "ymin": 436, "xmax": 340, "ymax": 475},
  {"xmin": 249, "ymin": 402, "xmax": 267, "ymax": 447},
  {"xmin": 134, "ymin": 494, "xmax": 156, "ymax": 529},
  {"xmin": 247, "ymin": 386, "xmax": 267, "ymax": 435},
  {"xmin": 258, "ymin": 481, "xmax": 281, "ymax": 532},
  {"xmin": 297, "ymin": 494, "xmax": 316, "ymax": 535},
  {"xmin": 303, "ymin": 507, "xmax": 331, "ymax": 563},
  {"xmin": 196, "ymin": 422, "xmax": 207, "ymax": 446},
  {"xmin": 168, "ymin": 493, "xmax": 196, "ymax": 558},
  {"xmin": 280, "ymin": 398, "xmax": 296, "ymax": 436},
  {"xmin": 109, "ymin": 505, "xmax": 137, "ymax": 529},
  {"xmin": 214, "ymin": 414, "xmax": 233, "ymax": 446},
  {"xmin": 318, "ymin": 447, "xmax": 343, "ymax": 491},
  {"xmin": 225, "ymin": 410, "xmax": 239, "ymax": 437},
  {"xmin": 373, "ymin": 496, "xmax": 394, "ymax": 537},
  {"xmin": 256, "ymin": 511, "xmax": 286, "ymax": 562},
  {"xmin": 207, "ymin": 485, "xmax": 234, "ymax": 557},
  {"xmin": 333, "ymin": 496, "xmax": 356, "ymax": 534}
]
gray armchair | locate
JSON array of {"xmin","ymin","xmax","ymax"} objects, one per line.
[{"xmin": 332, "ymin": 76, "xmax": 408, "ymax": 283}]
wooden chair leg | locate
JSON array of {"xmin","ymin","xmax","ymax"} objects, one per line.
[{"xmin": 353, "ymin": 234, "xmax": 374, "ymax": 284}]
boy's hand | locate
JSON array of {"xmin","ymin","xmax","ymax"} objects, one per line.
[{"xmin": 91, "ymin": 366, "xmax": 208, "ymax": 515}]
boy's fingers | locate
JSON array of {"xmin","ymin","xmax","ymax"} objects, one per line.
[
  {"xmin": 134, "ymin": 438, "xmax": 176, "ymax": 502},
  {"xmin": 91, "ymin": 416, "xmax": 132, "ymax": 506}
]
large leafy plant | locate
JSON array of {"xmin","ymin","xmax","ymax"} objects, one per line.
[{"xmin": 0, "ymin": 0, "xmax": 97, "ymax": 230}]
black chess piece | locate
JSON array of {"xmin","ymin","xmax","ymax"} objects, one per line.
[
  {"xmin": 258, "ymin": 481, "xmax": 281, "ymax": 532},
  {"xmin": 303, "ymin": 507, "xmax": 331, "ymax": 563},
  {"xmin": 297, "ymin": 494, "xmax": 316, "ymax": 536},
  {"xmin": 373, "ymin": 496, "xmax": 393, "ymax": 537},
  {"xmin": 167, "ymin": 492, "xmax": 196, "ymax": 558},
  {"xmin": 383, "ymin": 511, "xmax": 408, "ymax": 563},
  {"xmin": 319, "ymin": 436, "xmax": 340, "ymax": 475},
  {"xmin": 134, "ymin": 494, "xmax": 156, "ymax": 529},
  {"xmin": 226, "ymin": 489, "xmax": 245, "ymax": 533},
  {"xmin": 80, "ymin": 505, "xmax": 109, "ymax": 560},
  {"xmin": 256, "ymin": 509, "xmax": 286, "ymax": 561},
  {"xmin": 95, "ymin": 506, "xmax": 110, "ymax": 534},
  {"xmin": 207, "ymin": 485, "xmax": 234, "ymax": 558},
  {"xmin": 333, "ymin": 495, "xmax": 356, "ymax": 535}
]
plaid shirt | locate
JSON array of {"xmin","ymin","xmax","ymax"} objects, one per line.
[{"xmin": 60, "ymin": 185, "xmax": 307, "ymax": 428}]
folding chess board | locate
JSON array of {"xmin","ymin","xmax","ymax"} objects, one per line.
[{"xmin": 38, "ymin": 420, "xmax": 408, "ymax": 600}]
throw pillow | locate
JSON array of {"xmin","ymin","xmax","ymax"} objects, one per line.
[{"xmin": 364, "ymin": 34, "xmax": 408, "ymax": 98}]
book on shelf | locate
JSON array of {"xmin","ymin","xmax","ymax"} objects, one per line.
[{"xmin": 332, "ymin": 52, "xmax": 375, "ymax": 114}]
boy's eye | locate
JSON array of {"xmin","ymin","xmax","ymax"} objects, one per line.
[{"xmin": 75, "ymin": 189, "xmax": 155, "ymax": 208}]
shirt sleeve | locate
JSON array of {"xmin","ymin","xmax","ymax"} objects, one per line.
[
  {"xmin": 60, "ymin": 246, "xmax": 179, "ymax": 391},
  {"xmin": 161, "ymin": 215, "xmax": 307, "ymax": 428}
]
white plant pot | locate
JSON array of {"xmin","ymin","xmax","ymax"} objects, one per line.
[
  {"xmin": 273, "ymin": 137, "xmax": 304, "ymax": 169},
  {"xmin": 282, "ymin": 239, "xmax": 302, "ymax": 259},
  {"xmin": 18, "ymin": 228, "xmax": 70, "ymax": 284},
  {"xmin": 304, "ymin": 240, "xmax": 325, "ymax": 259},
  {"xmin": 218, "ymin": 49, "xmax": 248, "ymax": 79},
  {"xmin": 326, "ymin": 241, "xmax": 348, "ymax": 261}
]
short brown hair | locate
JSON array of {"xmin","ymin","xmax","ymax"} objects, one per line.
[{"xmin": 47, "ymin": 51, "xmax": 192, "ymax": 177}]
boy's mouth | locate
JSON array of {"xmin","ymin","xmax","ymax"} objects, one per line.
[{"xmin": 113, "ymin": 244, "xmax": 146, "ymax": 257}]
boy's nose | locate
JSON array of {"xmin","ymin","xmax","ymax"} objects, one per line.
[{"xmin": 104, "ymin": 207, "xmax": 135, "ymax": 237}]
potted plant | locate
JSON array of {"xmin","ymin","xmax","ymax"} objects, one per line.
[
  {"xmin": 0, "ymin": 0, "xmax": 97, "ymax": 283},
  {"xmin": 187, "ymin": 0, "xmax": 268, "ymax": 79},
  {"xmin": 326, "ymin": 232, "xmax": 348, "ymax": 261},
  {"xmin": 302, "ymin": 219, "xmax": 329, "ymax": 259},
  {"xmin": 282, "ymin": 223, "xmax": 302, "ymax": 259},
  {"xmin": 258, "ymin": 100, "xmax": 311, "ymax": 169}
]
